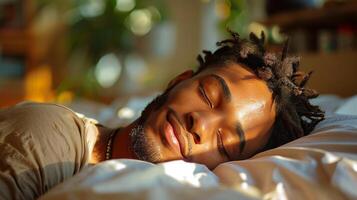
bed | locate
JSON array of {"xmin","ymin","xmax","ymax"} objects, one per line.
[{"xmin": 39, "ymin": 95, "xmax": 357, "ymax": 200}]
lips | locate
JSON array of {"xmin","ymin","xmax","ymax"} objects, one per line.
[
  {"xmin": 165, "ymin": 111, "xmax": 186, "ymax": 158},
  {"xmin": 164, "ymin": 120, "xmax": 181, "ymax": 155}
]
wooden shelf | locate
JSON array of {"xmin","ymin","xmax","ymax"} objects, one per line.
[
  {"xmin": 0, "ymin": 0, "xmax": 42, "ymax": 108},
  {"xmin": 0, "ymin": 28, "xmax": 28, "ymax": 56},
  {"xmin": 300, "ymin": 50, "xmax": 357, "ymax": 97},
  {"xmin": 262, "ymin": 2, "xmax": 357, "ymax": 30}
]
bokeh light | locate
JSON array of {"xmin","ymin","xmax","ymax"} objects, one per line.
[
  {"xmin": 116, "ymin": 0, "xmax": 136, "ymax": 12},
  {"xmin": 57, "ymin": 91, "xmax": 74, "ymax": 104},
  {"xmin": 271, "ymin": 25, "xmax": 285, "ymax": 43},
  {"xmin": 79, "ymin": 0, "xmax": 105, "ymax": 18},
  {"xmin": 95, "ymin": 53, "xmax": 122, "ymax": 88},
  {"xmin": 117, "ymin": 107, "xmax": 135, "ymax": 119},
  {"xmin": 215, "ymin": 0, "xmax": 231, "ymax": 20},
  {"xmin": 128, "ymin": 9, "xmax": 153, "ymax": 36},
  {"xmin": 25, "ymin": 65, "xmax": 53, "ymax": 102}
]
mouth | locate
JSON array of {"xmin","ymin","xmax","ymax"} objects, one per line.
[{"xmin": 165, "ymin": 110, "xmax": 187, "ymax": 159}]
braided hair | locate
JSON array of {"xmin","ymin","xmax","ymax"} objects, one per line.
[{"xmin": 195, "ymin": 29, "xmax": 325, "ymax": 150}]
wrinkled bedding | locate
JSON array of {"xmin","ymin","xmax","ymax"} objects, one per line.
[{"xmin": 40, "ymin": 96, "xmax": 357, "ymax": 200}]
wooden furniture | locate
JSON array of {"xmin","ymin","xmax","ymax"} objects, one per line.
[
  {"xmin": 0, "ymin": 0, "xmax": 65, "ymax": 107},
  {"xmin": 0, "ymin": 0, "xmax": 34, "ymax": 107},
  {"xmin": 263, "ymin": 1, "xmax": 357, "ymax": 30},
  {"xmin": 262, "ymin": 1, "xmax": 357, "ymax": 97}
]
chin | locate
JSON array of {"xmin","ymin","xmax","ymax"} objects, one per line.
[
  {"xmin": 145, "ymin": 123, "xmax": 185, "ymax": 163},
  {"xmin": 130, "ymin": 121, "xmax": 163, "ymax": 163}
]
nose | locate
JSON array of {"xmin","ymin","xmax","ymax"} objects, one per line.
[{"xmin": 186, "ymin": 111, "xmax": 221, "ymax": 144}]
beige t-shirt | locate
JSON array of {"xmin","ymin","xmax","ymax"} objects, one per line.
[{"xmin": 0, "ymin": 102, "xmax": 99, "ymax": 200}]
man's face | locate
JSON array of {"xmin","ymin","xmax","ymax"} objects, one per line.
[{"xmin": 130, "ymin": 62, "xmax": 276, "ymax": 169}]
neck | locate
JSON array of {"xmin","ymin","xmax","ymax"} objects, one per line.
[
  {"xmin": 89, "ymin": 125, "xmax": 113, "ymax": 163},
  {"xmin": 90, "ymin": 122, "xmax": 137, "ymax": 164},
  {"xmin": 111, "ymin": 122, "xmax": 137, "ymax": 160}
]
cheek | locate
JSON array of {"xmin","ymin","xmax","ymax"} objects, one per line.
[
  {"xmin": 166, "ymin": 82, "xmax": 204, "ymax": 111},
  {"xmin": 191, "ymin": 150, "xmax": 223, "ymax": 169},
  {"xmin": 190, "ymin": 143, "xmax": 226, "ymax": 169}
]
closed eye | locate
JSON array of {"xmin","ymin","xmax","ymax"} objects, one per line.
[
  {"xmin": 217, "ymin": 129, "xmax": 230, "ymax": 159},
  {"xmin": 199, "ymin": 83, "xmax": 213, "ymax": 108}
]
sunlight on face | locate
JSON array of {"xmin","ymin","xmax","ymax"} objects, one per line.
[{"xmin": 235, "ymin": 100, "xmax": 265, "ymax": 122}]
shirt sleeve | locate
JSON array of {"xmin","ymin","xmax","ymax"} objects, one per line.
[{"xmin": 0, "ymin": 102, "xmax": 92, "ymax": 200}]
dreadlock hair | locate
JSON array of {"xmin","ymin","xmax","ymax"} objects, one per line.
[{"xmin": 195, "ymin": 29, "xmax": 325, "ymax": 150}]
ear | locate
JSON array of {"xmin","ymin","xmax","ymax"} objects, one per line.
[{"xmin": 167, "ymin": 70, "xmax": 194, "ymax": 89}]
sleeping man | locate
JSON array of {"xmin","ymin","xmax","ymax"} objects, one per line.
[{"xmin": 0, "ymin": 30, "xmax": 324, "ymax": 199}]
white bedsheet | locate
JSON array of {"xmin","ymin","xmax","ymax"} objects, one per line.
[
  {"xmin": 40, "ymin": 159, "xmax": 257, "ymax": 200},
  {"xmin": 40, "ymin": 96, "xmax": 357, "ymax": 200}
]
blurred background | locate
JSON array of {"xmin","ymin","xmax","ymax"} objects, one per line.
[{"xmin": 1, "ymin": 0, "xmax": 357, "ymax": 125}]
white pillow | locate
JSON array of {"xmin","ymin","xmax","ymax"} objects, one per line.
[
  {"xmin": 278, "ymin": 114, "xmax": 357, "ymax": 160},
  {"xmin": 214, "ymin": 114, "xmax": 357, "ymax": 200}
]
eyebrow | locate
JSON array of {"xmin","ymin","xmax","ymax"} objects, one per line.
[
  {"xmin": 210, "ymin": 74, "xmax": 231, "ymax": 102},
  {"xmin": 209, "ymin": 74, "xmax": 246, "ymax": 155}
]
